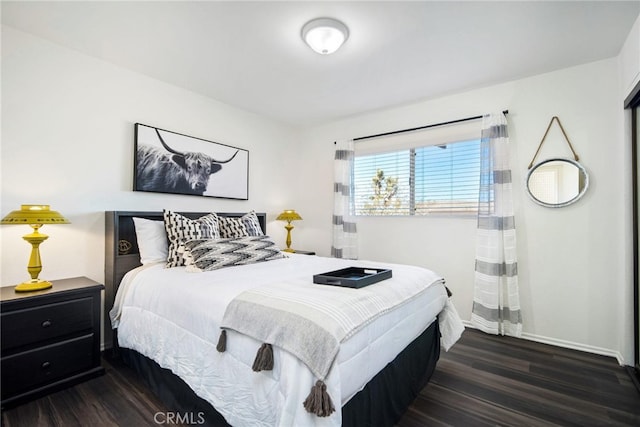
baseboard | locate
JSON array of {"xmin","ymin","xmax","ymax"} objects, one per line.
[{"xmin": 461, "ymin": 321, "xmax": 626, "ymax": 365}]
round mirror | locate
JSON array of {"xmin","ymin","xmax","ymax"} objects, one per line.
[{"xmin": 526, "ymin": 158, "xmax": 588, "ymax": 208}]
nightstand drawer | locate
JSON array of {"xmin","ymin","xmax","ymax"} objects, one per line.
[
  {"xmin": 1, "ymin": 297, "xmax": 93, "ymax": 352},
  {"xmin": 1, "ymin": 334, "xmax": 94, "ymax": 398}
]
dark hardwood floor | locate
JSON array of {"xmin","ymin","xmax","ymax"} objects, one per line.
[
  {"xmin": 397, "ymin": 329, "xmax": 640, "ymax": 427},
  {"xmin": 1, "ymin": 349, "xmax": 181, "ymax": 427},
  {"xmin": 2, "ymin": 328, "xmax": 639, "ymax": 426}
]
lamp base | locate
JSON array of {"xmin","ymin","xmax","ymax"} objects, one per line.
[
  {"xmin": 15, "ymin": 279, "xmax": 53, "ymax": 293},
  {"xmin": 283, "ymin": 248, "xmax": 295, "ymax": 253}
]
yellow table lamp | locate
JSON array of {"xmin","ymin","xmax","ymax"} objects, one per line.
[
  {"xmin": 1, "ymin": 204, "xmax": 70, "ymax": 292},
  {"xmin": 276, "ymin": 209, "xmax": 302, "ymax": 253}
]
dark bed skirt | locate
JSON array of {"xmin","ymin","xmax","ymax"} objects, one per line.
[{"xmin": 118, "ymin": 320, "xmax": 440, "ymax": 427}]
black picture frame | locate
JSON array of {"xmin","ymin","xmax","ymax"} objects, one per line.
[{"xmin": 134, "ymin": 123, "xmax": 249, "ymax": 200}]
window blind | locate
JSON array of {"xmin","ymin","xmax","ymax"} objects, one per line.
[
  {"xmin": 353, "ymin": 119, "xmax": 483, "ymax": 216},
  {"xmin": 354, "ymin": 150, "xmax": 411, "ymax": 215},
  {"xmin": 413, "ymin": 140, "xmax": 481, "ymax": 215}
]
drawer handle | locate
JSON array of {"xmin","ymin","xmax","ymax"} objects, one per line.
[
  {"xmin": 41, "ymin": 319, "xmax": 52, "ymax": 328},
  {"xmin": 41, "ymin": 361, "xmax": 51, "ymax": 369}
]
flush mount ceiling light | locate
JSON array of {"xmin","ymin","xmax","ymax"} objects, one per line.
[{"xmin": 301, "ymin": 17, "xmax": 349, "ymax": 55}]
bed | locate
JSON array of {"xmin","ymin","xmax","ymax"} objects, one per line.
[{"xmin": 104, "ymin": 210, "xmax": 463, "ymax": 427}]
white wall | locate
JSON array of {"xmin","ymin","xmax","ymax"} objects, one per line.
[
  {"xmin": 620, "ymin": 14, "xmax": 640, "ymax": 98},
  {"xmin": 296, "ymin": 58, "xmax": 632, "ymax": 364},
  {"xmin": 0, "ymin": 26, "xmax": 299, "ymax": 286}
]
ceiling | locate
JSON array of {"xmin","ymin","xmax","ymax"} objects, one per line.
[{"xmin": 2, "ymin": 1, "xmax": 639, "ymax": 127}]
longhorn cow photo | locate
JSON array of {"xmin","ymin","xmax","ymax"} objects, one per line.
[{"xmin": 134, "ymin": 124, "xmax": 249, "ymax": 199}]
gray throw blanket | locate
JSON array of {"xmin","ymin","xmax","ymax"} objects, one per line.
[{"xmin": 216, "ymin": 269, "xmax": 444, "ymax": 417}]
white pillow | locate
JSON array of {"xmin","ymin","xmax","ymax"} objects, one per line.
[{"xmin": 133, "ymin": 217, "xmax": 168, "ymax": 265}]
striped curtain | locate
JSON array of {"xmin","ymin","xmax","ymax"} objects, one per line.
[
  {"xmin": 331, "ymin": 139, "xmax": 358, "ymax": 259},
  {"xmin": 471, "ymin": 113, "xmax": 522, "ymax": 337}
]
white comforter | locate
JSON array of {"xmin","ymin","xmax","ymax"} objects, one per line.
[{"xmin": 111, "ymin": 254, "xmax": 463, "ymax": 427}]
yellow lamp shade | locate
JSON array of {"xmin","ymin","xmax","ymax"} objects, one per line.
[
  {"xmin": 1, "ymin": 204, "xmax": 70, "ymax": 225},
  {"xmin": 1, "ymin": 205, "xmax": 70, "ymax": 292},
  {"xmin": 276, "ymin": 210, "xmax": 302, "ymax": 222}
]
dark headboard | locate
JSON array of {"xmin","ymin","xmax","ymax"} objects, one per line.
[{"xmin": 104, "ymin": 211, "xmax": 267, "ymax": 349}]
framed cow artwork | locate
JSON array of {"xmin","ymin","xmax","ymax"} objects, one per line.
[{"xmin": 134, "ymin": 123, "xmax": 249, "ymax": 200}]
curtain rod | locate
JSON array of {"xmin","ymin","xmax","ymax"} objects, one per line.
[{"xmin": 352, "ymin": 110, "xmax": 509, "ymax": 142}]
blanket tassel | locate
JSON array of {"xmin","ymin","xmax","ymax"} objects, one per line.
[
  {"xmin": 216, "ymin": 330, "xmax": 227, "ymax": 352},
  {"xmin": 303, "ymin": 380, "xmax": 335, "ymax": 417},
  {"xmin": 252, "ymin": 343, "xmax": 274, "ymax": 371}
]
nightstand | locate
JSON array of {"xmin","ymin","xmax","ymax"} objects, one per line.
[{"xmin": 1, "ymin": 277, "xmax": 105, "ymax": 408}]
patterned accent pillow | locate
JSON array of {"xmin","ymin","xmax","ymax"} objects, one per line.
[
  {"xmin": 241, "ymin": 210, "xmax": 264, "ymax": 236},
  {"xmin": 184, "ymin": 235, "xmax": 284, "ymax": 272},
  {"xmin": 218, "ymin": 211, "xmax": 264, "ymax": 238},
  {"xmin": 163, "ymin": 210, "xmax": 220, "ymax": 267},
  {"xmin": 218, "ymin": 215, "xmax": 247, "ymax": 238}
]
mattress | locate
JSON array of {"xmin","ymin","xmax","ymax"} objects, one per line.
[{"xmin": 111, "ymin": 253, "xmax": 460, "ymax": 427}]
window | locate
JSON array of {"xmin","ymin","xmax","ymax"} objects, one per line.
[
  {"xmin": 353, "ymin": 121, "xmax": 484, "ymax": 216},
  {"xmin": 354, "ymin": 150, "xmax": 412, "ymax": 215}
]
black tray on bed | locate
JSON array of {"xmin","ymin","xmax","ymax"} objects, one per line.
[{"xmin": 313, "ymin": 267, "xmax": 392, "ymax": 288}]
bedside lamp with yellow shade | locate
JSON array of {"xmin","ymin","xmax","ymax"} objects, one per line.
[
  {"xmin": 276, "ymin": 209, "xmax": 302, "ymax": 253},
  {"xmin": 1, "ymin": 204, "xmax": 70, "ymax": 292}
]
